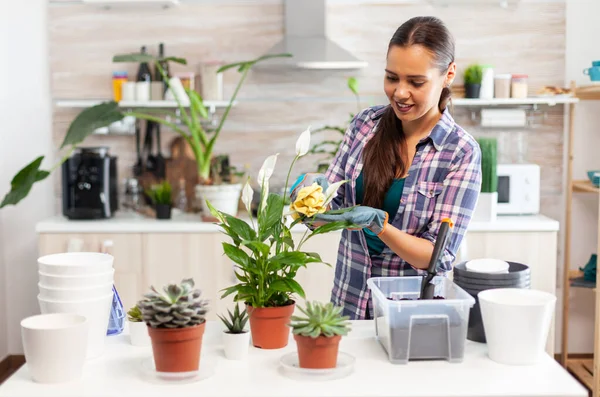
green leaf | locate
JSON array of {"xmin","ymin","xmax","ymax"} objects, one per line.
[
  {"xmin": 60, "ymin": 101, "xmax": 123, "ymax": 149},
  {"xmin": 113, "ymin": 53, "xmax": 156, "ymax": 63},
  {"xmin": 222, "ymin": 243, "xmax": 251, "ymax": 267},
  {"xmin": 241, "ymin": 240, "xmax": 270, "ymax": 257},
  {"xmin": 217, "ymin": 53, "xmax": 292, "ymax": 73},
  {"xmin": 187, "ymin": 89, "xmax": 209, "ymax": 120},
  {"xmin": 222, "ymin": 214, "xmax": 256, "ymax": 242},
  {"xmin": 220, "ymin": 284, "xmax": 242, "ymax": 299},
  {"xmin": 270, "ymin": 278, "xmax": 305, "ymax": 299},
  {"xmin": 347, "ymin": 77, "xmax": 358, "ymax": 96},
  {"xmin": 161, "ymin": 56, "xmax": 187, "ymax": 65},
  {"xmin": 311, "ymin": 220, "xmax": 354, "ymax": 236},
  {"xmin": 205, "ymin": 200, "xmax": 225, "ymax": 223},
  {"xmin": 0, "ymin": 156, "xmax": 50, "ymax": 208},
  {"xmin": 269, "ymin": 251, "xmax": 320, "ymax": 267},
  {"xmin": 259, "ymin": 193, "xmax": 284, "ymax": 239},
  {"xmin": 217, "ymin": 61, "xmax": 246, "ymax": 74}
]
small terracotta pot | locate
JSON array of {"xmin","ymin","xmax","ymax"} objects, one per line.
[
  {"xmin": 294, "ymin": 334, "xmax": 341, "ymax": 369},
  {"xmin": 246, "ymin": 302, "xmax": 295, "ymax": 349},
  {"xmin": 147, "ymin": 322, "xmax": 205, "ymax": 373}
]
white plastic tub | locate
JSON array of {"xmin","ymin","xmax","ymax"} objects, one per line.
[
  {"xmin": 38, "ymin": 293, "xmax": 113, "ymax": 359},
  {"xmin": 21, "ymin": 313, "xmax": 88, "ymax": 383},
  {"xmin": 367, "ymin": 276, "xmax": 475, "ymax": 364},
  {"xmin": 38, "ymin": 270, "xmax": 114, "ymax": 289},
  {"xmin": 38, "ymin": 283, "xmax": 114, "ymax": 301},
  {"xmin": 38, "ymin": 252, "xmax": 114, "ymax": 276},
  {"xmin": 478, "ymin": 288, "xmax": 556, "ymax": 365}
]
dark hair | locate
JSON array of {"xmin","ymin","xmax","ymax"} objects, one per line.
[{"xmin": 362, "ymin": 16, "xmax": 455, "ymax": 209}]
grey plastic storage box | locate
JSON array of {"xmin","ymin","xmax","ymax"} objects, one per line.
[{"xmin": 367, "ymin": 276, "xmax": 475, "ymax": 364}]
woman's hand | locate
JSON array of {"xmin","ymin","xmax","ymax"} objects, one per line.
[
  {"xmin": 290, "ymin": 173, "xmax": 329, "ymax": 201},
  {"xmin": 312, "ymin": 206, "xmax": 389, "ymax": 236}
]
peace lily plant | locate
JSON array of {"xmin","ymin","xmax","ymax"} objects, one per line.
[
  {"xmin": 206, "ymin": 127, "xmax": 357, "ymax": 349},
  {"xmin": 0, "ymin": 51, "xmax": 291, "ymax": 216}
]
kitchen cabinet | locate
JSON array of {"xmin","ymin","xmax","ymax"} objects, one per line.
[{"xmin": 36, "ymin": 212, "xmax": 559, "ymax": 349}]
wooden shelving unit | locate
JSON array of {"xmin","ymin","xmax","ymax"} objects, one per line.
[{"xmin": 562, "ymin": 82, "xmax": 600, "ymax": 396}]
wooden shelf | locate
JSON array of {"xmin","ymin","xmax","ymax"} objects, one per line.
[
  {"xmin": 567, "ymin": 358, "xmax": 594, "ymax": 391},
  {"xmin": 54, "ymin": 99, "xmax": 234, "ymax": 111},
  {"xmin": 452, "ymin": 96, "xmax": 578, "ymax": 106},
  {"xmin": 573, "ymin": 180, "xmax": 600, "ymax": 193},
  {"xmin": 576, "ymin": 85, "xmax": 600, "ymax": 101}
]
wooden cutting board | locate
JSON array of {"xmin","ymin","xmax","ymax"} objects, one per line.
[{"xmin": 165, "ymin": 136, "xmax": 200, "ymax": 212}]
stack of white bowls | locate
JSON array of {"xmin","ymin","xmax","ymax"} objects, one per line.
[{"xmin": 37, "ymin": 252, "xmax": 115, "ymax": 359}]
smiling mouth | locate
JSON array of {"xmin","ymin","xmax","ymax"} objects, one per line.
[{"xmin": 395, "ymin": 102, "xmax": 414, "ymax": 112}]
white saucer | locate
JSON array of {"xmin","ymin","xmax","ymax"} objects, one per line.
[
  {"xmin": 279, "ymin": 352, "xmax": 355, "ymax": 381},
  {"xmin": 140, "ymin": 357, "xmax": 215, "ymax": 384},
  {"xmin": 466, "ymin": 258, "xmax": 509, "ymax": 274}
]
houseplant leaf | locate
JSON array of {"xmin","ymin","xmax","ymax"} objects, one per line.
[
  {"xmin": 113, "ymin": 53, "xmax": 187, "ymax": 65},
  {"xmin": 222, "ymin": 243, "xmax": 252, "ymax": 268},
  {"xmin": 60, "ymin": 101, "xmax": 123, "ymax": 149},
  {"xmin": 0, "ymin": 156, "xmax": 49, "ymax": 208}
]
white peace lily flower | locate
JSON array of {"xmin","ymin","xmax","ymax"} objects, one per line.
[
  {"xmin": 295, "ymin": 126, "xmax": 311, "ymax": 157},
  {"xmin": 241, "ymin": 180, "xmax": 254, "ymax": 214},
  {"xmin": 257, "ymin": 154, "xmax": 278, "ymax": 187},
  {"xmin": 324, "ymin": 180, "xmax": 347, "ymax": 206}
]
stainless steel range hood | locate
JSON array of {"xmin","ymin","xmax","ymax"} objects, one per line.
[{"xmin": 261, "ymin": 0, "xmax": 367, "ymax": 70}]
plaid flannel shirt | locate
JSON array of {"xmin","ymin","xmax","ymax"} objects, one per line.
[{"xmin": 325, "ymin": 105, "xmax": 482, "ymax": 319}]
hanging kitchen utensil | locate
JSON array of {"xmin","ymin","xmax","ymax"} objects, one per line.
[
  {"xmin": 144, "ymin": 120, "xmax": 157, "ymax": 175},
  {"xmin": 420, "ymin": 218, "xmax": 454, "ymax": 300},
  {"xmin": 133, "ymin": 119, "xmax": 143, "ymax": 177},
  {"xmin": 154, "ymin": 122, "xmax": 166, "ymax": 179}
]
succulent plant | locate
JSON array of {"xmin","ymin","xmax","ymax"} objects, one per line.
[
  {"xmin": 127, "ymin": 305, "xmax": 143, "ymax": 322},
  {"xmin": 138, "ymin": 278, "xmax": 209, "ymax": 329},
  {"xmin": 218, "ymin": 303, "xmax": 249, "ymax": 334},
  {"xmin": 289, "ymin": 301, "xmax": 351, "ymax": 338}
]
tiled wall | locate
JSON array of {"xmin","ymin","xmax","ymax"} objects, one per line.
[{"xmin": 48, "ymin": 1, "xmax": 566, "ymax": 221}]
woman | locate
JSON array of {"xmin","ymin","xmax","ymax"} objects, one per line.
[{"xmin": 291, "ymin": 16, "xmax": 482, "ymax": 320}]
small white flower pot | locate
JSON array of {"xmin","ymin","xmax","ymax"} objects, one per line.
[
  {"xmin": 128, "ymin": 321, "xmax": 150, "ymax": 347},
  {"xmin": 473, "ymin": 192, "xmax": 498, "ymax": 222},
  {"xmin": 223, "ymin": 331, "xmax": 250, "ymax": 360},
  {"xmin": 195, "ymin": 183, "xmax": 242, "ymax": 217}
]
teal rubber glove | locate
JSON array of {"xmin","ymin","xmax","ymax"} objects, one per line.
[
  {"xmin": 289, "ymin": 173, "xmax": 330, "ymax": 203},
  {"xmin": 312, "ymin": 206, "xmax": 389, "ymax": 236}
]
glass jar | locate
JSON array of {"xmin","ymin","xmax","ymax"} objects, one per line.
[
  {"xmin": 112, "ymin": 71, "xmax": 128, "ymax": 102},
  {"xmin": 511, "ymin": 74, "xmax": 528, "ymax": 99},
  {"xmin": 494, "ymin": 74, "xmax": 512, "ymax": 98}
]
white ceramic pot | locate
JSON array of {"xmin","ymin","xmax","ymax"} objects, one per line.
[
  {"xmin": 128, "ymin": 321, "xmax": 150, "ymax": 347},
  {"xmin": 38, "ymin": 293, "xmax": 114, "ymax": 359},
  {"xmin": 223, "ymin": 331, "xmax": 250, "ymax": 360},
  {"xmin": 479, "ymin": 288, "xmax": 556, "ymax": 365},
  {"xmin": 38, "ymin": 252, "xmax": 114, "ymax": 276},
  {"xmin": 472, "ymin": 191, "xmax": 497, "ymax": 222},
  {"xmin": 38, "ymin": 283, "xmax": 114, "ymax": 301},
  {"xmin": 195, "ymin": 183, "xmax": 242, "ymax": 217},
  {"xmin": 21, "ymin": 313, "xmax": 88, "ymax": 383},
  {"xmin": 38, "ymin": 270, "xmax": 114, "ymax": 289}
]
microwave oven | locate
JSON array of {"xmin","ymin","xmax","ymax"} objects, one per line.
[{"xmin": 496, "ymin": 163, "xmax": 540, "ymax": 215}]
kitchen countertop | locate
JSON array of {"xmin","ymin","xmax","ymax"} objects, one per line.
[
  {"xmin": 0, "ymin": 320, "xmax": 586, "ymax": 397},
  {"xmin": 35, "ymin": 211, "xmax": 560, "ymax": 234}
]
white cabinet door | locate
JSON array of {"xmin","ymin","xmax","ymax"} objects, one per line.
[
  {"xmin": 141, "ymin": 233, "xmax": 234, "ymax": 321},
  {"xmin": 38, "ymin": 233, "xmax": 144, "ymax": 311}
]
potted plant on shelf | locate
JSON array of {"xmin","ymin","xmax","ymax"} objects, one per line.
[
  {"xmin": 0, "ymin": 52, "xmax": 291, "ymax": 217},
  {"xmin": 137, "ymin": 278, "xmax": 209, "ymax": 373},
  {"xmin": 126, "ymin": 304, "xmax": 150, "ymax": 347},
  {"xmin": 146, "ymin": 180, "xmax": 172, "ymax": 220},
  {"xmin": 464, "ymin": 64, "xmax": 483, "ymax": 99},
  {"xmin": 207, "ymin": 127, "xmax": 357, "ymax": 349},
  {"xmin": 289, "ymin": 301, "xmax": 351, "ymax": 369},
  {"xmin": 473, "ymin": 137, "xmax": 498, "ymax": 222},
  {"xmin": 218, "ymin": 303, "xmax": 250, "ymax": 360}
]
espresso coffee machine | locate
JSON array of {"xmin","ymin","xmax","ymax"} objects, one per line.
[{"xmin": 62, "ymin": 147, "xmax": 118, "ymax": 220}]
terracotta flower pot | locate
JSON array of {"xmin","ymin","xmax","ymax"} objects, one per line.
[
  {"xmin": 246, "ymin": 302, "xmax": 295, "ymax": 349},
  {"xmin": 294, "ymin": 334, "xmax": 342, "ymax": 369},
  {"xmin": 147, "ymin": 322, "xmax": 205, "ymax": 372}
]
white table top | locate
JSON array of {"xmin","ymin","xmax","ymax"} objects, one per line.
[
  {"xmin": 0, "ymin": 321, "xmax": 586, "ymax": 397},
  {"xmin": 35, "ymin": 211, "xmax": 560, "ymax": 234}
]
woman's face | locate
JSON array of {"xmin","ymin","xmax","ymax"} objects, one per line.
[{"xmin": 384, "ymin": 44, "xmax": 455, "ymax": 124}]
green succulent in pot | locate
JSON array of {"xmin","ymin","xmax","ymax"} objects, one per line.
[
  {"xmin": 289, "ymin": 301, "xmax": 351, "ymax": 369},
  {"xmin": 137, "ymin": 278, "xmax": 209, "ymax": 373},
  {"xmin": 127, "ymin": 305, "xmax": 143, "ymax": 322},
  {"xmin": 219, "ymin": 303, "xmax": 251, "ymax": 360},
  {"xmin": 218, "ymin": 303, "xmax": 249, "ymax": 334},
  {"xmin": 146, "ymin": 180, "xmax": 173, "ymax": 220},
  {"xmin": 464, "ymin": 64, "xmax": 483, "ymax": 99}
]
